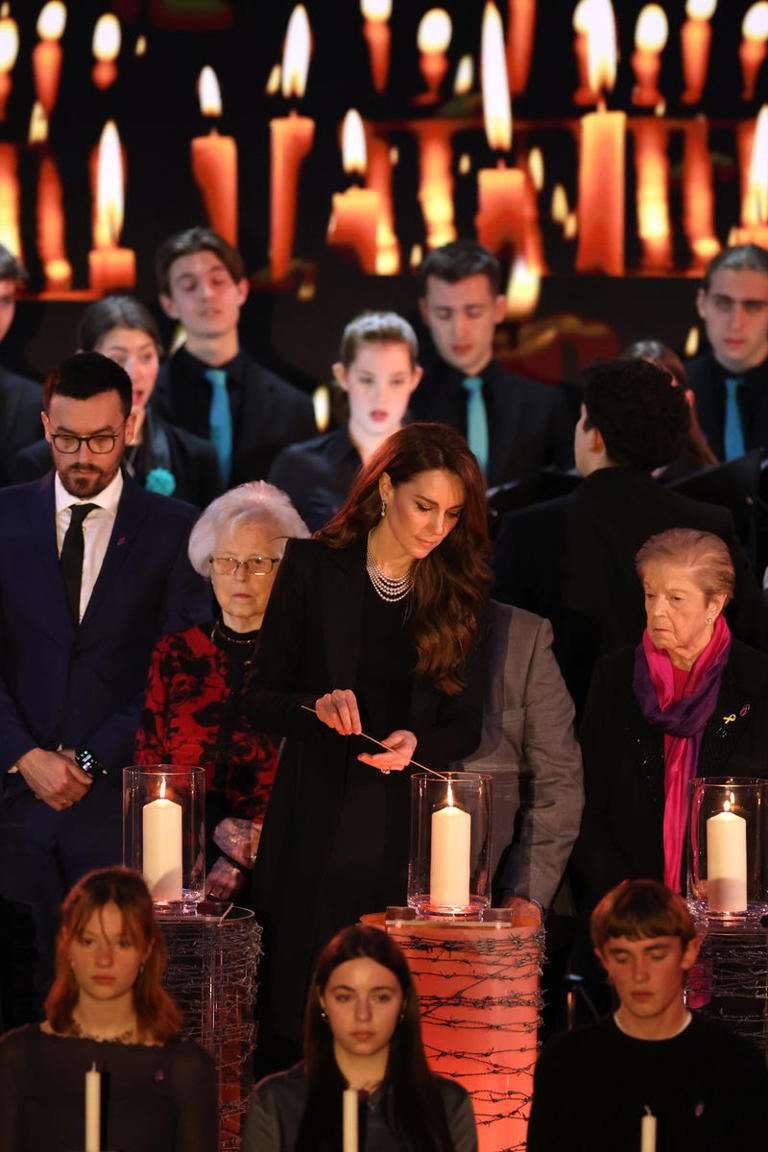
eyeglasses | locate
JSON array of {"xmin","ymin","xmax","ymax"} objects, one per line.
[
  {"xmin": 210, "ymin": 555, "xmax": 281, "ymax": 576},
  {"xmin": 50, "ymin": 422, "xmax": 127, "ymax": 455}
]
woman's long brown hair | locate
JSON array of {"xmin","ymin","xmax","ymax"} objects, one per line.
[
  {"xmin": 317, "ymin": 423, "xmax": 491, "ymax": 693},
  {"xmin": 45, "ymin": 866, "xmax": 181, "ymax": 1043}
]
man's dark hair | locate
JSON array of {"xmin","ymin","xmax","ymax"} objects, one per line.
[
  {"xmin": 154, "ymin": 226, "xmax": 245, "ymax": 297},
  {"xmin": 419, "ymin": 239, "xmax": 501, "ymax": 295},
  {"xmin": 43, "ymin": 352, "xmax": 132, "ymax": 418},
  {"xmin": 0, "ymin": 243, "xmax": 27, "ymax": 283},
  {"xmin": 582, "ymin": 357, "xmax": 689, "ymax": 471},
  {"xmin": 702, "ymin": 242, "xmax": 768, "ymax": 291}
]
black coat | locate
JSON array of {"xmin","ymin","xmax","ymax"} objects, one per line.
[
  {"xmin": 687, "ymin": 352, "xmax": 768, "ymax": 460},
  {"xmin": 0, "ymin": 368, "xmax": 42, "ymax": 487},
  {"xmin": 246, "ymin": 536, "xmax": 485, "ymax": 1051},
  {"xmin": 573, "ymin": 639, "xmax": 768, "ymax": 904},
  {"xmin": 11, "ymin": 413, "xmax": 222, "ymax": 510},
  {"xmin": 410, "ymin": 358, "xmax": 573, "ymax": 485},
  {"xmin": 155, "ymin": 347, "xmax": 316, "ymax": 484},
  {"xmin": 267, "ymin": 424, "xmax": 362, "ymax": 532},
  {"xmin": 493, "ymin": 466, "xmax": 768, "ymax": 717}
]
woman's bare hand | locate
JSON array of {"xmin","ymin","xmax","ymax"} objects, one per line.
[
  {"xmin": 358, "ymin": 729, "xmax": 417, "ymax": 773},
  {"xmin": 315, "ymin": 689, "xmax": 362, "ymax": 736}
]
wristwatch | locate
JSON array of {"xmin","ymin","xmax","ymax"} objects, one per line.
[{"xmin": 75, "ymin": 748, "xmax": 106, "ymax": 777}]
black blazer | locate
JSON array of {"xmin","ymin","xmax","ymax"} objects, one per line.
[
  {"xmin": 687, "ymin": 352, "xmax": 768, "ymax": 460},
  {"xmin": 411, "ymin": 358, "xmax": 574, "ymax": 485},
  {"xmin": 12, "ymin": 413, "xmax": 223, "ymax": 510},
  {"xmin": 493, "ymin": 466, "xmax": 768, "ymax": 717},
  {"xmin": 246, "ymin": 536, "xmax": 485, "ymax": 1046},
  {"xmin": 155, "ymin": 348, "xmax": 316, "ymax": 484},
  {"xmin": 268, "ymin": 424, "xmax": 362, "ymax": 532},
  {"xmin": 0, "ymin": 367, "xmax": 42, "ymax": 486},
  {"xmin": 573, "ymin": 639, "xmax": 768, "ymax": 904}
]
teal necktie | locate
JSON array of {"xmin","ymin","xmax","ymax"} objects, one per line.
[
  {"xmin": 462, "ymin": 376, "xmax": 489, "ymax": 474},
  {"xmin": 724, "ymin": 376, "xmax": 745, "ymax": 461},
  {"xmin": 204, "ymin": 368, "xmax": 233, "ymax": 485}
]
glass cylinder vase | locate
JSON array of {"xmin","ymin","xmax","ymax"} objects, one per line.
[
  {"xmin": 687, "ymin": 777, "xmax": 768, "ymax": 924},
  {"xmin": 123, "ymin": 765, "xmax": 206, "ymax": 911},
  {"xmin": 408, "ymin": 772, "xmax": 492, "ymax": 918}
]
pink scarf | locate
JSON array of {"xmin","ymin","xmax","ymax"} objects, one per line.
[{"xmin": 633, "ymin": 615, "xmax": 731, "ymax": 892}]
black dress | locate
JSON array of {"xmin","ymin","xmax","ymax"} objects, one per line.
[
  {"xmin": 0, "ymin": 1025, "xmax": 218, "ymax": 1152},
  {"xmin": 246, "ymin": 537, "xmax": 485, "ymax": 1067}
]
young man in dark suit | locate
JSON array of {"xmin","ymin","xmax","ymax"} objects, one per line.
[
  {"xmin": 154, "ymin": 227, "xmax": 316, "ymax": 486},
  {"xmin": 687, "ymin": 243, "xmax": 768, "ymax": 461},
  {"xmin": 413, "ymin": 239, "xmax": 573, "ymax": 483},
  {"xmin": 493, "ymin": 358, "xmax": 768, "ymax": 718},
  {"xmin": 0, "ymin": 246, "xmax": 44, "ymax": 486},
  {"xmin": 0, "ymin": 352, "xmax": 209, "ymax": 1022}
]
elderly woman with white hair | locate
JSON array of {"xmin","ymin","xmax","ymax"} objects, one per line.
[{"xmin": 135, "ymin": 481, "xmax": 309, "ymax": 898}]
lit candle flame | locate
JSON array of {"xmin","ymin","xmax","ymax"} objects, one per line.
[
  {"xmin": 313, "ymin": 383, "xmax": 330, "ymax": 433},
  {"xmin": 684, "ymin": 325, "xmax": 700, "ymax": 357},
  {"xmin": 506, "ymin": 255, "xmax": 541, "ymax": 320},
  {"xmin": 37, "ymin": 1, "xmax": 66, "ymax": 41},
  {"xmin": 744, "ymin": 2, "xmax": 768, "ymax": 40},
  {"xmin": 458, "ymin": 152, "xmax": 471, "ymax": 175},
  {"xmin": 528, "ymin": 147, "xmax": 544, "ymax": 190},
  {"xmin": 341, "ymin": 108, "xmax": 366, "ymax": 175},
  {"xmin": 686, "ymin": 0, "xmax": 717, "ymax": 18},
  {"xmin": 481, "ymin": 1, "xmax": 512, "ymax": 152},
  {"xmin": 160, "ymin": 775, "xmax": 166, "ymax": 800},
  {"xmin": 446, "ymin": 781, "xmax": 454, "ymax": 807},
  {"xmin": 723, "ymin": 798, "xmax": 731, "ymax": 813},
  {"xmin": 573, "ymin": 0, "xmax": 595, "ymax": 34},
  {"xmin": 747, "ymin": 105, "xmax": 768, "ymax": 223},
  {"xmin": 95, "ymin": 120, "xmax": 124, "ymax": 248},
  {"xmin": 552, "ymin": 183, "xmax": 569, "ymax": 222},
  {"xmin": 417, "ymin": 8, "xmax": 452, "ymax": 54},
  {"xmin": 92, "ymin": 13, "xmax": 120, "ymax": 62},
  {"xmin": 635, "ymin": 4, "xmax": 668, "ymax": 52},
  {"xmin": 410, "ymin": 243, "xmax": 423, "ymax": 268},
  {"xmin": 197, "ymin": 65, "xmax": 222, "ymax": 117},
  {"xmin": 135, "ymin": 34, "xmax": 146, "ymax": 57},
  {"xmin": 0, "ymin": 10, "xmax": 18, "ymax": 71},
  {"xmin": 266, "ymin": 63, "xmax": 281, "ymax": 95},
  {"xmin": 454, "ymin": 54, "xmax": 474, "ymax": 95},
  {"xmin": 282, "ymin": 4, "xmax": 312, "ymax": 99},
  {"xmin": 28, "ymin": 101, "xmax": 48, "ymax": 144},
  {"xmin": 361, "ymin": 0, "xmax": 392, "ymax": 20},
  {"xmin": 584, "ymin": 0, "xmax": 618, "ymax": 96}
]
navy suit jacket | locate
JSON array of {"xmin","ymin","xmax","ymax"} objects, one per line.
[{"xmin": 0, "ymin": 472, "xmax": 210, "ymax": 787}]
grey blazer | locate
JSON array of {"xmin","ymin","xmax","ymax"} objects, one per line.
[{"xmin": 456, "ymin": 600, "xmax": 584, "ymax": 909}]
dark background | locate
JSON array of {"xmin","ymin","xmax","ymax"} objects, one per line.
[{"xmin": 4, "ymin": 0, "xmax": 768, "ymax": 390}]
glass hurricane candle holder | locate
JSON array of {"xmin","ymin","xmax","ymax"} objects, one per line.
[
  {"xmin": 688, "ymin": 777, "xmax": 768, "ymax": 924},
  {"xmin": 123, "ymin": 765, "xmax": 206, "ymax": 910},
  {"xmin": 408, "ymin": 772, "xmax": 492, "ymax": 918}
]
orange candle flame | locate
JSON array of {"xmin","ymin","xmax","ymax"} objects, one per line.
[
  {"xmin": 506, "ymin": 255, "xmax": 541, "ymax": 320},
  {"xmin": 481, "ymin": 1, "xmax": 511, "ymax": 151},
  {"xmin": 341, "ymin": 109, "xmax": 367, "ymax": 175},
  {"xmin": 744, "ymin": 3, "xmax": 768, "ymax": 40},
  {"xmin": 417, "ymin": 8, "xmax": 452, "ymax": 53},
  {"xmin": 28, "ymin": 101, "xmax": 48, "ymax": 144},
  {"xmin": 360, "ymin": 0, "xmax": 392, "ymax": 20},
  {"xmin": 635, "ymin": 5, "xmax": 668, "ymax": 52},
  {"xmin": 454, "ymin": 54, "xmax": 473, "ymax": 94},
  {"xmin": 686, "ymin": 0, "xmax": 717, "ymax": 17},
  {"xmin": 584, "ymin": 0, "xmax": 618, "ymax": 97},
  {"xmin": 37, "ymin": 1, "xmax": 66, "ymax": 41},
  {"xmin": 0, "ymin": 10, "xmax": 18, "ymax": 72},
  {"xmin": 282, "ymin": 4, "xmax": 311, "ymax": 99},
  {"xmin": 746, "ymin": 105, "xmax": 768, "ymax": 223},
  {"xmin": 94, "ymin": 120, "xmax": 125, "ymax": 248},
  {"xmin": 92, "ymin": 13, "xmax": 120, "ymax": 62},
  {"xmin": 197, "ymin": 65, "xmax": 222, "ymax": 117}
]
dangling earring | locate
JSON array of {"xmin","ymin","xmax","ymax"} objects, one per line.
[
  {"xmin": 320, "ymin": 1009, "xmax": 328, "ymax": 1022},
  {"xmin": 380, "ymin": 500, "xmax": 386, "ymax": 518}
]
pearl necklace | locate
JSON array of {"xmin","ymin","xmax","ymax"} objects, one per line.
[{"xmin": 366, "ymin": 533, "xmax": 413, "ymax": 602}]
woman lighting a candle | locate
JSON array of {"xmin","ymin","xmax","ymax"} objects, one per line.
[
  {"xmin": 575, "ymin": 527, "xmax": 768, "ymax": 911},
  {"xmin": 242, "ymin": 924, "xmax": 477, "ymax": 1151},
  {"xmin": 0, "ymin": 866, "xmax": 217, "ymax": 1152},
  {"xmin": 247, "ymin": 422, "xmax": 490, "ymax": 1070}
]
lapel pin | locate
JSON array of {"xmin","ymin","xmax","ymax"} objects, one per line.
[
  {"xmin": 723, "ymin": 713, "xmax": 737, "ymax": 725},
  {"xmin": 117, "ymin": 536, "xmax": 126, "ymax": 546}
]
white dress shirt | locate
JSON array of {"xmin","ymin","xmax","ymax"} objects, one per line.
[{"xmin": 54, "ymin": 469, "xmax": 123, "ymax": 623}]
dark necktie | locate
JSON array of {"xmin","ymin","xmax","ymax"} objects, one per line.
[{"xmin": 60, "ymin": 503, "xmax": 98, "ymax": 623}]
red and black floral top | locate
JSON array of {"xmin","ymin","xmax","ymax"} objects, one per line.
[{"xmin": 135, "ymin": 623, "xmax": 279, "ymax": 822}]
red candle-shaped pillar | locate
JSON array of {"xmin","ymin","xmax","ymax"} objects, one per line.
[
  {"xmin": 732, "ymin": 106, "xmax": 768, "ymax": 246},
  {"xmin": 416, "ymin": 122, "xmax": 456, "ymax": 251},
  {"xmin": 88, "ymin": 120, "xmax": 136, "ymax": 294},
  {"xmin": 416, "ymin": 8, "xmax": 452, "ymax": 104},
  {"xmin": 0, "ymin": 142, "xmax": 22, "ymax": 266},
  {"xmin": 366, "ymin": 132, "xmax": 400, "ymax": 274},
  {"xmin": 37, "ymin": 154, "xmax": 72, "ymax": 291},
  {"xmin": 681, "ymin": 0, "xmax": 717, "ymax": 105},
  {"xmin": 91, "ymin": 12, "xmax": 120, "ymax": 90},
  {"xmin": 361, "ymin": 0, "xmax": 391, "ymax": 94},
  {"xmin": 33, "ymin": 2, "xmax": 66, "ymax": 116},
  {"xmin": 327, "ymin": 110, "xmax": 380, "ymax": 273},
  {"xmin": 0, "ymin": 8, "xmax": 19, "ymax": 121},
  {"xmin": 506, "ymin": 0, "xmax": 536, "ymax": 97},
  {"xmin": 740, "ymin": 4, "xmax": 768, "ymax": 102},
  {"xmin": 682, "ymin": 118, "xmax": 719, "ymax": 267},
  {"xmin": 634, "ymin": 118, "xmax": 671, "ymax": 269},
  {"xmin": 191, "ymin": 66, "xmax": 238, "ymax": 246},
  {"xmin": 575, "ymin": 0, "xmax": 625, "ymax": 275},
  {"xmin": 631, "ymin": 4, "xmax": 668, "ymax": 108},
  {"xmin": 270, "ymin": 4, "xmax": 314, "ymax": 280}
]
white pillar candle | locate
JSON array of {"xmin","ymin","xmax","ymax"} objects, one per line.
[
  {"xmin": 142, "ymin": 783, "xmax": 183, "ymax": 902},
  {"xmin": 706, "ymin": 804, "xmax": 747, "ymax": 913},
  {"xmin": 85, "ymin": 1062, "xmax": 100, "ymax": 1152},
  {"xmin": 641, "ymin": 1107, "xmax": 657, "ymax": 1152},
  {"xmin": 342, "ymin": 1088, "xmax": 358, "ymax": 1152},
  {"xmin": 430, "ymin": 785, "xmax": 471, "ymax": 908}
]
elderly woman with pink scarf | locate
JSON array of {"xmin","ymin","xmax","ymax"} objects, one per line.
[{"xmin": 574, "ymin": 528, "xmax": 768, "ymax": 906}]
